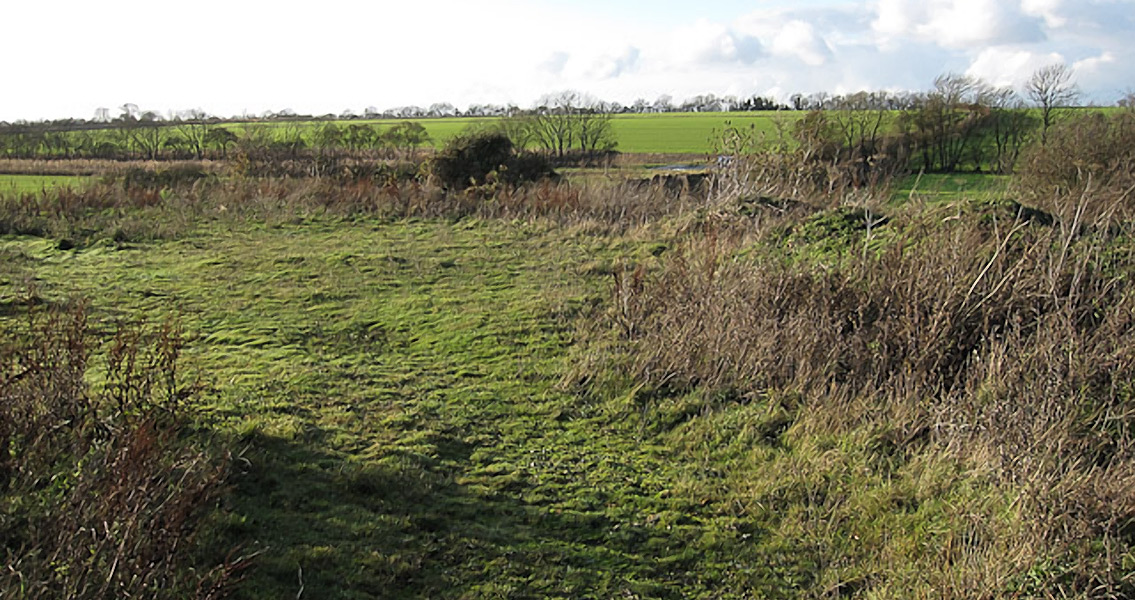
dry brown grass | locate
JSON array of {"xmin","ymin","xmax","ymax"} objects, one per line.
[
  {"xmin": 0, "ymin": 300, "xmax": 249, "ymax": 599},
  {"xmin": 592, "ymin": 185, "xmax": 1135, "ymax": 596},
  {"xmin": 1, "ymin": 170, "xmax": 713, "ymax": 246}
]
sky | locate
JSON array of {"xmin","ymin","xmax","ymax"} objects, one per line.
[{"xmin": 3, "ymin": 0, "xmax": 1133, "ymax": 122}]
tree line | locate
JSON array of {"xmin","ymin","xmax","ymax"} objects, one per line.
[
  {"xmin": 752, "ymin": 64, "xmax": 1084, "ymax": 176},
  {"xmin": 0, "ymin": 63, "xmax": 1095, "ymax": 174}
]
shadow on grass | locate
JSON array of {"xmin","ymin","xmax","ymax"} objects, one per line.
[{"xmin": 212, "ymin": 423, "xmax": 802, "ymax": 600}]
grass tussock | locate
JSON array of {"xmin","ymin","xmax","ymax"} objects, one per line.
[{"xmin": 0, "ymin": 300, "xmax": 247, "ymax": 599}]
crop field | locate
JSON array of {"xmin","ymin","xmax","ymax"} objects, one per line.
[{"xmin": 609, "ymin": 112, "xmax": 786, "ymax": 154}]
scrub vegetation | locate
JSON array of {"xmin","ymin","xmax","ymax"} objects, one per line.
[{"xmin": 2, "ymin": 76, "xmax": 1133, "ymax": 598}]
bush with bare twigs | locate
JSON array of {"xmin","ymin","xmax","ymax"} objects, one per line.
[
  {"xmin": 592, "ymin": 198, "xmax": 1135, "ymax": 596},
  {"xmin": 1015, "ymin": 109, "xmax": 1135, "ymax": 224},
  {"xmin": 0, "ymin": 300, "xmax": 249, "ymax": 599}
]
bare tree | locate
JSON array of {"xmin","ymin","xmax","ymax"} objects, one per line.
[
  {"xmin": 984, "ymin": 88, "xmax": 1036, "ymax": 173},
  {"xmin": 904, "ymin": 73, "xmax": 994, "ymax": 172},
  {"xmin": 495, "ymin": 115, "xmax": 538, "ymax": 152},
  {"xmin": 531, "ymin": 90, "xmax": 617, "ymax": 160},
  {"xmin": 829, "ymin": 92, "xmax": 890, "ymax": 184},
  {"xmin": 1026, "ymin": 63, "xmax": 1079, "ymax": 145},
  {"xmin": 176, "ymin": 109, "xmax": 212, "ymax": 159},
  {"xmin": 382, "ymin": 121, "xmax": 430, "ymax": 159}
]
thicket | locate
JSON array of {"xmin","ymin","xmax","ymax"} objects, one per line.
[
  {"xmin": 1015, "ymin": 107, "xmax": 1135, "ymax": 222},
  {"xmin": 571, "ymin": 110, "xmax": 1135, "ymax": 596},
  {"xmin": 0, "ymin": 301, "xmax": 247, "ymax": 598}
]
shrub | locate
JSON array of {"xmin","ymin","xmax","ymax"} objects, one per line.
[
  {"xmin": 597, "ymin": 208, "xmax": 1135, "ymax": 596},
  {"xmin": 710, "ymin": 119, "xmax": 905, "ymax": 211},
  {"xmin": 429, "ymin": 131, "xmax": 554, "ymax": 190},
  {"xmin": 1015, "ymin": 109, "xmax": 1135, "ymax": 224},
  {"xmin": 0, "ymin": 301, "xmax": 248, "ymax": 599},
  {"xmin": 107, "ymin": 164, "xmax": 217, "ymax": 190}
]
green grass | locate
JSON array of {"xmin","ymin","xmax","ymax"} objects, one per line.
[
  {"xmin": 0, "ymin": 174, "xmax": 91, "ymax": 194},
  {"xmin": 610, "ymin": 111, "xmax": 786, "ymax": 154},
  {"xmin": 4, "ymin": 167, "xmax": 1121, "ymax": 597},
  {"xmin": 0, "ymin": 218, "xmax": 814, "ymax": 598},
  {"xmin": 892, "ymin": 172, "xmax": 1011, "ymax": 204}
]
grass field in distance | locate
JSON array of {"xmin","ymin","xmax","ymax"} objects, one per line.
[{"xmin": 0, "ymin": 174, "xmax": 92, "ymax": 194}]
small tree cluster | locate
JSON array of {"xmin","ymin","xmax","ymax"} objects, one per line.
[{"xmin": 497, "ymin": 91, "xmax": 619, "ymax": 163}]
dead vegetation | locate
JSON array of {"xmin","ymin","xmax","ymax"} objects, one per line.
[
  {"xmin": 576, "ymin": 115, "xmax": 1135, "ymax": 597},
  {"xmin": 0, "ymin": 300, "xmax": 250, "ymax": 599}
]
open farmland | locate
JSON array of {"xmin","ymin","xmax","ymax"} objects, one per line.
[
  {"xmin": 229, "ymin": 111, "xmax": 787, "ymax": 156},
  {"xmin": 609, "ymin": 112, "xmax": 786, "ymax": 154},
  {"xmin": 0, "ymin": 111, "xmax": 792, "ymax": 164},
  {"xmin": 2, "ymin": 99, "xmax": 1134, "ymax": 599}
]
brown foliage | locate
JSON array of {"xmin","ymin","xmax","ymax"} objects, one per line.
[
  {"xmin": 0, "ymin": 301, "xmax": 248, "ymax": 599},
  {"xmin": 1016, "ymin": 110, "xmax": 1135, "ymax": 224}
]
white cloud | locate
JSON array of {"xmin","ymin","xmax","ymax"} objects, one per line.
[
  {"xmin": 586, "ymin": 47, "xmax": 642, "ymax": 79},
  {"xmin": 1021, "ymin": 0, "xmax": 1068, "ymax": 27},
  {"xmin": 873, "ymin": 0, "xmax": 1046, "ymax": 49},
  {"xmin": 771, "ymin": 20, "xmax": 834, "ymax": 66},
  {"xmin": 541, "ymin": 52, "xmax": 571, "ymax": 76},
  {"xmin": 1072, "ymin": 51, "xmax": 1116, "ymax": 75},
  {"xmin": 675, "ymin": 20, "xmax": 764, "ymax": 65},
  {"xmin": 3, "ymin": 0, "xmax": 1134, "ymax": 121},
  {"xmin": 966, "ymin": 47, "xmax": 1064, "ymax": 89}
]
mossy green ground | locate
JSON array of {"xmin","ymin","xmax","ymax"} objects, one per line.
[{"xmin": 0, "ymin": 218, "xmax": 815, "ymax": 598}]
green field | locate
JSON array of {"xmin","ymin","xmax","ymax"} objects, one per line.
[
  {"xmin": 892, "ymin": 172, "xmax": 1011, "ymax": 203},
  {"xmin": 252, "ymin": 111, "xmax": 787, "ymax": 155},
  {"xmin": 609, "ymin": 112, "xmax": 786, "ymax": 154},
  {"xmin": 0, "ymin": 174, "xmax": 91, "ymax": 194}
]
